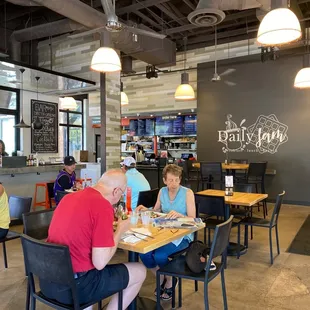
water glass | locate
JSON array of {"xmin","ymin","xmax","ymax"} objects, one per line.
[
  {"xmin": 130, "ymin": 211, "xmax": 139, "ymax": 226},
  {"xmin": 141, "ymin": 211, "xmax": 151, "ymax": 226}
]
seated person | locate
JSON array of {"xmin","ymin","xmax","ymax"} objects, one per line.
[
  {"xmin": 120, "ymin": 157, "xmax": 151, "ymax": 211},
  {"xmin": 136, "ymin": 164, "xmax": 195, "ymax": 301},
  {"xmin": 53, "ymin": 156, "xmax": 78, "ymax": 205},
  {"xmin": 41, "ymin": 169, "xmax": 146, "ymax": 309},
  {"xmin": 0, "ymin": 183, "xmax": 10, "ymax": 239},
  {"xmin": 0, "ymin": 140, "xmax": 9, "ymax": 156}
]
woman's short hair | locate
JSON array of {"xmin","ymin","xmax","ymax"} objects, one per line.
[{"xmin": 163, "ymin": 164, "xmax": 183, "ymax": 180}]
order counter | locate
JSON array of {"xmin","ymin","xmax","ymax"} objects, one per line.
[{"xmin": 0, "ymin": 164, "xmax": 86, "ymax": 207}]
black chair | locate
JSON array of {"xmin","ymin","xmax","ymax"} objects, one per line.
[
  {"xmin": 244, "ymin": 162, "xmax": 268, "ymax": 217},
  {"xmin": 0, "ymin": 231, "xmax": 20, "ymax": 268},
  {"xmin": 198, "ymin": 162, "xmax": 223, "ymax": 191},
  {"xmin": 9, "ymin": 195, "xmax": 32, "ymax": 226},
  {"xmin": 195, "ymin": 194, "xmax": 227, "ymax": 247},
  {"xmin": 137, "ymin": 188, "xmax": 159, "ymax": 209},
  {"xmin": 23, "ymin": 208, "xmax": 55, "ymax": 310},
  {"xmin": 230, "ymin": 159, "xmax": 248, "ymax": 180},
  {"xmin": 46, "ymin": 182, "xmax": 55, "ymax": 208},
  {"xmin": 237, "ymin": 191, "xmax": 285, "ymax": 264},
  {"xmin": 56, "ymin": 190, "xmax": 70, "ymax": 204},
  {"xmin": 23, "ymin": 208, "xmax": 55, "ymax": 240},
  {"xmin": 156, "ymin": 216, "xmax": 233, "ymax": 310},
  {"xmin": 179, "ymin": 160, "xmax": 199, "ymax": 189},
  {"xmin": 230, "ymin": 184, "xmax": 253, "ymax": 218},
  {"xmin": 21, "ymin": 234, "xmax": 123, "ymax": 310}
]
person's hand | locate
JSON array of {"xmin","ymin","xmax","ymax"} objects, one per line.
[
  {"xmin": 166, "ymin": 210, "xmax": 184, "ymax": 219},
  {"xmin": 116, "ymin": 216, "xmax": 131, "ymax": 234},
  {"xmin": 136, "ymin": 205, "xmax": 148, "ymax": 212},
  {"xmin": 75, "ymin": 182, "xmax": 83, "ymax": 190}
]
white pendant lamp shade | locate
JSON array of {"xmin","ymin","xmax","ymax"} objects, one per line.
[
  {"xmin": 175, "ymin": 72, "xmax": 195, "ymax": 100},
  {"xmin": 61, "ymin": 97, "xmax": 77, "ymax": 110},
  {"xmin": 294, "ymin": 67, "xmax": 310, "ymax": 88},
  {"xmin": 257, "ymin": 8, "xmax": 301, "ymax": 46},
  {"xmin": 91, "ymin": 47, "xmax": 121, "ymax": 72},
  {"xmin": 121, "ymin": 91, "xmax": 129, "ymax": 105}
]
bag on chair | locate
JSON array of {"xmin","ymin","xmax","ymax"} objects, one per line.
[{"xmin": 185, "ymin": 240, "xmax": 211, "ymax": 273}]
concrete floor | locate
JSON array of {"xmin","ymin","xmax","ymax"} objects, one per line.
[{"xmin": 1, "ymin": 204, "xmax": 310, "ymax": 310}]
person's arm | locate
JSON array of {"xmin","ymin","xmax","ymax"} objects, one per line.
[
  {"xmin": 57, "ymin": 175, "xmax": 71, "ymax": 190},
  {"xmin": 92, "ymin": 216, "xmax": 130, "ymax": 270},
  {"xmin": 136, "ymin": 189, "xmax": 162, "ymax": 212},
  {"xmin": 166, "ymin": 189, "xmax": 196, "ymax": 219}
]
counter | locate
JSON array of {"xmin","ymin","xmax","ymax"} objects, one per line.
[{"xmin": 0, "ymin": 164, "xmax": 86, "ymax": 209}]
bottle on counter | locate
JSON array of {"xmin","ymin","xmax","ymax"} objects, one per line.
[{"xmin": 126, "ymin": 187, "xmax": 132, "ymax": 213}]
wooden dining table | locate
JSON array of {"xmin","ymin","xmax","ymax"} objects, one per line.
[
  {"xmin": 118, "ymin": 223, "xmax": 205, "ymax": 310},
  {"xmin": 192, "ymin": 162, "xmax": 249, "ymax": 170},
  {"xmin": 195, "ymin": 189, "xmax": 268, "ymax": 256}
]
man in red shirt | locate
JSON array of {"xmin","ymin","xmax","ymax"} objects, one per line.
[{"xmin": 40, "ymin": 169, "xmax": 146, "ymax": 309}]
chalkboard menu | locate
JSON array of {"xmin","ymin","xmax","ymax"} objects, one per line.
[
  {"xmin": 31, "ymin": 99, "xmax": 58, "ymax": 153},
  {"xmin": 184, "ymin": 115, "xmax": 197, "ymax": 135},
  {"xmin": 155, "ymin": 116, "xmax": 183, "ymax": 135}
]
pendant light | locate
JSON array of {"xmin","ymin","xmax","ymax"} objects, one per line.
[
  {"xmin": 32, "ymin": 76, "xmax": 43, "ymax": 130},
  {"xmin": 120, "ymin": 81, "xmax": 129, "ymax": 105},
  {"xmin": 90, "ymin": 31, "xmax": 121, "ymax": 73},
  {"xmin": 175, "ymin": 37, "xmax": 195, "ymax": 100},
  {"xmin": 257, "ymin": 0, "xmax": 301, "ymax": 46},
  {"xmin": 294, "ymin": 29, "xmax": 310, "ymax": 88},
  {"xmin": 60, "ymin": 97, "xmax": 77, "ymax": 111},
  {"xmin": 14, "ymin": 68, "xmax": 31, "ymax": 128}
]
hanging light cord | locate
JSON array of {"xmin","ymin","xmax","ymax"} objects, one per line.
[
  {"xmin": 183, "ymin": 37, "xmax": 187, "ymax": 73},
  {"xmin": 214, "ymin": 25, "xmax": 217, "ymax": 75}
]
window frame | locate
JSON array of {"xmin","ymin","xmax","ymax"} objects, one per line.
[
  {"xmin": 59, "ymin": 95, "xmax": 85, "ymax": 156},
  {"xmin": 0, "ymin": 85, "xmax": 20, "ymax": 153}
]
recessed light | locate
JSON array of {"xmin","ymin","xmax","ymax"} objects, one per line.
[
  {"xmin": 178, "ymin": 112, "xmax": 181, "ymax": 115},
  {"xmin": 150, "ymin": 114, "xmax": 153, "ymax": 117},
  {"xmin": 124, "ymin": 116, "xmax": 127, "ymax": 119},
  {"xmin": 191, "ymin": 109, "xmax": 194, "ymax": 112},
  {"xmin": 137, "ymin": 113, "xmax": 140, "ymax": 117}
]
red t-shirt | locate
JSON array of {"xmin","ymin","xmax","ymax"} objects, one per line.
[{"xmin": 47, "ymin": 187, "xmax": 115, "ymax": 273}]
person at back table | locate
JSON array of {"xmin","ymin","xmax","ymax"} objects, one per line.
[
  {"xmin": 120, "ymin": 157, "xmax": 150, "ymax": 211},
  {"xmin": 136, "ymin": 164, "xmax": 196, "ymax": 301},
  {"xmin": 53, "ymin": 156, "xmax": 79, "ymax": 205},
  {"xmin": 41, "ymin": 169, "xmax": 146, "ymax": 310},
  {"xmin": 0, "ymin": 183, "xmax": 10, "ymax": 239}
]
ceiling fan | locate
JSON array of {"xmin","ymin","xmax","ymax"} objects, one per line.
[
  {"xmin": 211, "ymin": 26, "xmax": 236, "ymax": 86},
  {"xmin": 69, "ymin": 0, "xmax": 166, "ymax": 40}
]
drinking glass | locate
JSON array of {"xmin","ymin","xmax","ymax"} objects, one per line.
[
  {"xmin": 130, "ymin": 211, "xmax": 139, "ymax": 227},
  {"xmin": 141, "ymin": 211, "xmax": 151, "ymax": 226}
]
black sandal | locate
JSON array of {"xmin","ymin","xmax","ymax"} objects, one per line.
[
  {"xmin": 161, "ymin": 279, "xmax": 178, "ymax": 301},
  {"xmin": 154, "ymin": 279, "xmax": 167, "ymax": 297}
]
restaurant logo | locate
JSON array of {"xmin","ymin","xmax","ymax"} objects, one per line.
[{"xmin": 218, "ymin": 114, "xmax": 288, "ymax": 154}]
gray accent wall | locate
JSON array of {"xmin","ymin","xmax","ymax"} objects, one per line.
[{"xmin": 197, "ymin": 53, "xmax": 310, "ymax": 205}]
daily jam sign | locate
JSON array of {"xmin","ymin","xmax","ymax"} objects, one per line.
[{"xmin": 218, "ymin": 114, "xmax": 288, "ymax": 154}]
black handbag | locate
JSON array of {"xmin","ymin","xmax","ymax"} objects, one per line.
[{"xmin": 185, "ymin": 240, "xmax": 209, "ymax": 273}]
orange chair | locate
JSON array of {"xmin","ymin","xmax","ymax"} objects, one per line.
[{"xmin": 33, "ymin": 182, "xmax": 56, "ymax": 210}]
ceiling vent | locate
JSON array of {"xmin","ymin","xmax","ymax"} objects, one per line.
[{"xmin": 188, "ymin": 0, "xmax": 226, "ymax": 27}]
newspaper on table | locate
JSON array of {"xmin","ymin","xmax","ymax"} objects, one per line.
[{"xmin": 152, "ymin": 217, "xmax": 204, "ymax": 229}]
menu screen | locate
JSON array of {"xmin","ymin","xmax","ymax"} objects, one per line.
[
  {"xmin": 155, "ymin": 116, "xmax": 183, "ymax": 135},
  {"xmin": 129, "ymin": 119, "xmax": 138, "ymax": 136},
  {"xmin": 145, "ymin": 119, "xmax": 155, "ymax": 136},
  {"xmin": 184, "ymin": 115, "xmax": 197, "ymax": 135},
  {"xmin": 137, "ymin": 119, "xmax": 145, "ymax": 136}
]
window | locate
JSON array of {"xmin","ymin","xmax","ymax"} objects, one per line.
[
  {"xmin": 0, "ymin": 86, "xmax": 19, "ymax": 155},
  {"xmin": 59, "ymin": 98, "xmax": 84, "ymax": 157}
]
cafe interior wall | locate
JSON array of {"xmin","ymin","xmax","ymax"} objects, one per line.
[
  {"xmin": 37, "ymin": 34, "xmax": 261, "ymax": 167},
  {"xmin": 38, "ymin": 35, "xmax": 121, "ymax": 169}
]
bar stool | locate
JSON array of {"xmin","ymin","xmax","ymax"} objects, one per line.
[{"xmin": 33, "ymin": 183, "xmax": 51, "ymax": 210}]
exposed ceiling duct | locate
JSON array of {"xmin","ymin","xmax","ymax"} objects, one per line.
[
  {"xmin": 9, "ymin": 0, "xmax": 176, "ymax": 66},
  {"xmin": 188, "ymin": 0, "xmax": 265, "ymax": 27},
  {"xmin": 10, "ymin": 19, "xmax": 86, "ymax": 61},
  {"xmin": 6, "ymin": 0, "xmax": 39, "ymax": 6}
]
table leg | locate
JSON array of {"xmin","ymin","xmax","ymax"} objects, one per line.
[{"xmin": 127, "ymin": 251, "xmax": 163, "ymax": 310}]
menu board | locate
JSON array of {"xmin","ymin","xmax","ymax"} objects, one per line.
[
  {"xmin": 136, "ymin": 119, "xmax": 145, "ymax": 136},
  {"xmin": 155, "ymin": 116, "xmax": 183, "ymax": 135},
  {"xmin": 31, "ymin": 99, "xmax": 58, "ymax": 153},
  {"xmin": 184, "ymin": 115, "xmax": 197, "ymax": 135},
  {"xmin": 129, "ymin": 119, "xmax": 138, "ymax": 136},
  {"xmin": 145, "ymin": 119, "xmax": 155, "ymax": 136}
]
